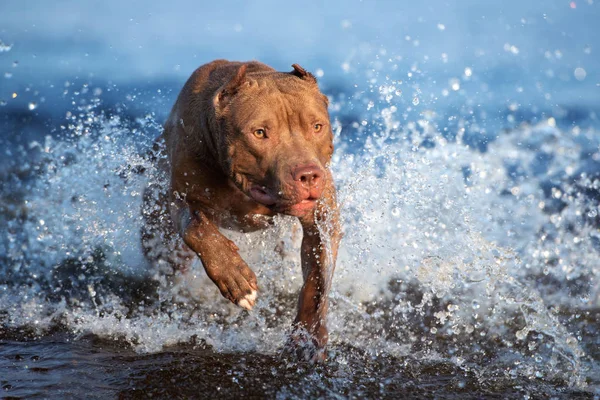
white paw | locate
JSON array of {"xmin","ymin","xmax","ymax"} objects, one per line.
[
  {"xmin": 238, "ymin": 290, "xmax": 258, "ymax": 310},
  {"xmin": 246, "ymin": 290, "xmax": 257, "ymax": 302}
]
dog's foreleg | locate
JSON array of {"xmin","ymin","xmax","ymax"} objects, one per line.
[
  {"xmin": 293, "ymin": 176, "xmax": 341, "ymax": 360},
  {"xmin": 172, "ymin": 202, "xmax": 259, "ymax": 310}
]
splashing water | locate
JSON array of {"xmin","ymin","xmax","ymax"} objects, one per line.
[
  {"xmin": 1, "ymin": 84, "xmax": 599, "ymax": 397},
  {"xmin": 0, "ymin": 39, "xmax": 12, "ymax": 52}
]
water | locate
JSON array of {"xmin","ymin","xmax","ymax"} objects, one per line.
[
  {"xmin": 1, "ymin": 0, "xmax": 600, "ymax": 398},
  {"xmin": 2, "ymin": 94, "xmax": 598, "ymax": 398}
]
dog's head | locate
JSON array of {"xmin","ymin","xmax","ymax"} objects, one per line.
[{"xmin": 212, "ymin": 64, "xmax": 334, "ymax": 217}]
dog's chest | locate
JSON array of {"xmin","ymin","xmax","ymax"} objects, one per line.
[
  {"xmin": 197, "ymin": 185, "xmax": 275, "ymax": 233},
  {"xmin": 216, "ymin": 210, "xmax": 274, "ymax": 233}
]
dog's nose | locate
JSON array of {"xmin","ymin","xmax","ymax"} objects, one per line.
[{"xmin": 292, "ymin": 164, "xmax": 323, "ymax": 189}]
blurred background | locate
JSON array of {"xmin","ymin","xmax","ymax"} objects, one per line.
[{"xmin": 1, "ymin": 0, "xmax": 598, "ymax": 131}]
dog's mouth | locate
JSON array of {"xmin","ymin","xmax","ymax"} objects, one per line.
[
  {"xmin": 284, "ymin": 199, "xmax": 318, "ymax": 216},
  {"xmin": 249, "ymin": 186, "xmax": 278, "ymax": 206},
  {"xmin": 249, "ymin": 185, "xmax": 318, "ymax": 216}
]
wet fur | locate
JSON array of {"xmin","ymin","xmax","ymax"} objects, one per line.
[{"xmin": 142, "ymin": 60, "xmax": 341, "ymax": 361}]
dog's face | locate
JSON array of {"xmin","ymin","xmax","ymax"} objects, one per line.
[{"xmin": 213, "ymin": 65, "xmax": 334, "ymax": 217}]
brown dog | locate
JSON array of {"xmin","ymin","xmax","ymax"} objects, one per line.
[{"xmin": 142, "ymin": 60, "xmax": 340, "ymax": 360}]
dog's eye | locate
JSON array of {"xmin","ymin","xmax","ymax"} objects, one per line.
[
  {"xmin": 253, "ymin": 129, "xmax": 266, "ymax": 139},
  {"xmin": 314, "ymin": 124, "xmax": 323, "ymax": 133}
]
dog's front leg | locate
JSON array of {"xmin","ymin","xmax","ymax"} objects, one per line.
[
  {"xmin": 294, "ymin": 179, "xmax": 341, "ymax": 360},
  {"xmin": 172, "ymin": 202, "xmax": 259, "ymax": 310}
]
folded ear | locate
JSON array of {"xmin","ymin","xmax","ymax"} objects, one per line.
[
  {"xmin": 290, "ymin": 63, "xmax": 317, "ymax": 84},
  {"xmin": 215, "ymin": 64, "xmax": 248, "ymax": 107}
]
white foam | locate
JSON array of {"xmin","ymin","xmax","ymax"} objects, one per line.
[{"xmin": 1, "ymin": 104, "xmax": 598, "ymax": 388}]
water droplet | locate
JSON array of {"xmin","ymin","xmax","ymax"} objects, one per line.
[
  {"xmin": 0, "ymin": 40, "xmax": 12, "ymax": 52},
  {"xmin": 504, "ymin": 43, "xmax": 520, "ymax": 55},
  {"xmin": 449, "ymin": 78, "xmax": 460, "ymax": 91},
  {"xmin": 552, "ymin": 188, "xmax": 562, "ymax": 199},
  {"xmin": 580, "ymin": 295, "xmax": 590, "ymax": 304},
  {"xmin": 516, "ymin": 328, "xmax": 529, "ymax": 340},
  {"xmin": 412, "ymin": 97, "xmax": 420, "ymax": 106},
  {"xmin": 574, "ymin": 67, "xmax": 587, "ymax": 81},
  {"xmin": 464, "ymin": 67, "xmax": 472, "ymax": 77}
]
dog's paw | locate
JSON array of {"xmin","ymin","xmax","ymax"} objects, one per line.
[
  {"xmin": 237, "ymin": 289, "xmax": 257, "ymax": 310},
  {"xmin": 207, "ymin": 260, "xmax": 259, "ymax": 310},
  {"xmin": 283, "ymin": 327, "xmax": 327, "ymax": 363}
]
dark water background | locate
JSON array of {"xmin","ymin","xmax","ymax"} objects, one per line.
[{"xmin": 1, "ymin": 1, "xmax": 600, "ymax": 398}]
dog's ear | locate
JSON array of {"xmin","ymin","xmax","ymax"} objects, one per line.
[
  {"xmin": 215, "ymin": 64, "xmax": 248, "ymax": 107},
  {"xmin": 290, "ymin": 64, "xmax": 317, "ymax": 84}
]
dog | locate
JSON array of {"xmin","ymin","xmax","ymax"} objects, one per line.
[{"xmin": 141, "ymin": 60, "xmax": 340, "ymax": 360}]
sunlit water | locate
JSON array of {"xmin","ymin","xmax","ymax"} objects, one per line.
[{"xmin": 1, "ymin": 71, "xmax": 599, "ymax": 397}]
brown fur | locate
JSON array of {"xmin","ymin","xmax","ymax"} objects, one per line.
[{"xmin": 142, "ymin": 60, "xmax": 340, "ymax": 361}]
